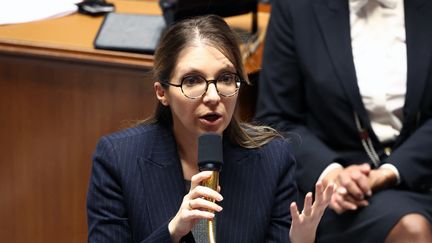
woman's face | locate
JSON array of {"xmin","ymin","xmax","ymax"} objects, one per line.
[{"xmin": 155, "ymin": 43, "xmax": 238, "ymax": 140}]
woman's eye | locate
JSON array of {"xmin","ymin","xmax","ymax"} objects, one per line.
[
  {"xmin": 182, "ymin": 76, "xmax": 204, "ymax": 86},
  {"xmin": 218, "ymin": 74, "xmax": 236, "ymax": 84}
]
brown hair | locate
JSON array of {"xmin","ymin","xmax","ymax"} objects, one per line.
[{"xmin": 145, "ymin": 15, "xmax": 280, "ymax": 148}]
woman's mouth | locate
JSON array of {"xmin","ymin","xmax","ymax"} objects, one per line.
[
  {"xmin": 199, "ymin": 113, "xmax": 222, "ymax": 126},
  {"xmin": 202, "ymin": 114, "xmax": 220, "ymax": 121}
]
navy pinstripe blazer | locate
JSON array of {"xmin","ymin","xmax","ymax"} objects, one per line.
[{"xmin": 87, "ymin": 123, "xmax": 298, "ymax": 242}]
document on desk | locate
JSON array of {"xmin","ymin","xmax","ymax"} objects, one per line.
[{"xmin": 0, "ymin": 0, "xmax": 81, "ymax": 25}]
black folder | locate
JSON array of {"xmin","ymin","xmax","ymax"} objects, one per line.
[{"xmin": 94, "ymin": 13, "xmax": 166, "ymax": 54}]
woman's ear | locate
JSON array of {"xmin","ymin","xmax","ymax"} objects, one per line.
[{"xmin": 154, "ymin": 82, "xmax": 169, "ymax": 106}]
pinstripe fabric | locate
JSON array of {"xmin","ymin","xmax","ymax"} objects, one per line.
[{"xmin": 87, "ymin": 124, "xmax": 297, "ymax": 243}]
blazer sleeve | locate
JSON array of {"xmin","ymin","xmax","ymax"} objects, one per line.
[
  {"xmin": 265, "ymin": 141, "xmax": 298, "ymax": 243},
  {"xmin": 254, "ymin": 0, "xmax": 340, "ymax": 192},
  {"xmin": 87, "ymin": 137, "xmax": 173, "ymax": 243},
  {"xmin": 386, "ymin": 118, "xmax": 432, "ymax": 191}
]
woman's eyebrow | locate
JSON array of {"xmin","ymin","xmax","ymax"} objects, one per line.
[
  {"xmin": 176, "ymin": 66, "xmax": 236, "ymax": 78},
  {"xmin": 216, "ymin": 67, "xmax": 236, "ymax": 74}
]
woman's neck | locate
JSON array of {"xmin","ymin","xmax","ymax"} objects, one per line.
[{"xmin": 173, "ymin": 128, "xmax": 199, "ymax": 180}]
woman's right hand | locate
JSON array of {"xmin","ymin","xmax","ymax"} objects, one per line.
[
  {"xmin": 168, "ymin": 171, "xmax": 223, "ymax": 242},
  {"xmin": 289, "ymin": 181, "xmax": 334, "ymax": 243}
]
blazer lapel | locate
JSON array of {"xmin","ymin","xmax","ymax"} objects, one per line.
[
  {"xmin": 403, "ymin": 0, "xmax": 432, "ymax": 122},
  {"xmin": 137, "ymin": 127, "xmax": 186, "ymax": 231},
  {"xmin": 313, "ymin": 0, "xmax": 371, "ymax": 127},
  {"xmin": 217, "ymin": 144, "xmax": 257, "ymax": 241}
]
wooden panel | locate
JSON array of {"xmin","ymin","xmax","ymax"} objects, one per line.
[{"xmin": 0, "ymin": 53, "xmax": 155, "ymax": 243}]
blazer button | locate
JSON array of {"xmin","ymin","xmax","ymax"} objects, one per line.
[{"xmin": 384, "ymin": 147, "xmax": 392, "ymax": 156}]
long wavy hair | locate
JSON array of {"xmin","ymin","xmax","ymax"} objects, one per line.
[{"xmin": 143, "ymin": 15, "xmax": 280, "ymax": 148}]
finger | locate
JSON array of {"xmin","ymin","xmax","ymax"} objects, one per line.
[
  {"xmin": 184, "ymin": 209, "xmax": 215, "ymax": 220},
  {"xmin": 311, "ymin": 184, "xmax": 332, "ymax": 219},
  {"xmin": 350, "ymin": 170, "xmax": 371, "ymax": 197},
  {"xmin": 336, "ymin": 186, "xmax": 347, "ymax": 196},
  {"xmin": 354, "ymin": 199, "xmax": 369, "ymax": 207},
  {"xmin": 356, "ymin": 174, "xmax": 372, "ymax": 197},
  {"xmin": 323, "ymin": 183, "xmax": 334, "ymax": 204},
  {"xmin": 333, "ymin": 206, "xmax": 345, "ymax": 214},
  {"xmin": 302, "ymin": 192, "xmax": 313, "ymax": 216},
  {"xmin": 334, "ymin": 193, "xmax": 358, "ymax": 211},
  {"xmin": 314, "ymin": 181, "xmax": 324, "ymax": 204},
  {"xmin": 189, "ymin": 185, "xmax": 223, "ymax": 202},
  {"xmin": 343, "ymin": 193, "xmax": 368, "ymax": 206},
  {"xmin": 332, "ymin": 195, "xmax": 349, "ymax": 213},
  {"xmin": 343, "ymin": 193, "xmax": 369, "ymax": 207},
  {"xmin": 189, "ymin": 198, "xmax": 223, "ymax": 212},
  {"xmin": 290, "ymin": 202, "xmax": 300, "ymax": 224},
  {"xmin": 190, "ymin": 171, "xmax": 214, "ymax": 190},
  {"xmin": 339, "ymin": 173, "xmax": 365, "ymax": 200},
  {"xmin": 329, "ymin": 195, "xmax": 345, "ymax": 214}
]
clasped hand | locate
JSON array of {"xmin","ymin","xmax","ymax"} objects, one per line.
[{"xmin": 323, "ymin": 163, "xmax": 397, "ymax": 214}]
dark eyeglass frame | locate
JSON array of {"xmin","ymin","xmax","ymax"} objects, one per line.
[{"xmin": 161, "ymin": 72, "xmax": 244, "ymax": 99}]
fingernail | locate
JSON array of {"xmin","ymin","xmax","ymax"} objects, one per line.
[
  {"xmin": 367, "ymin": 190, "xmax": 372, "ymax": 196},
  {"xmin": 337, "ymin": 187, "xmax": 347, "ymax": 195}
]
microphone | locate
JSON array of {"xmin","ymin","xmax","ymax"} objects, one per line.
[{"xmin": 198, "ymin": 133, "xmax": 223, "ymax": 243}]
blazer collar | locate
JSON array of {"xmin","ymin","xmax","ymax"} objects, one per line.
[
  {"xmin": 313, "ymin": 0, "xmax": 371, "ymax": 128},
  {"xmin": 137, "ymin": 125, "xmax": 185, "ymax": 230},
  {"xmin": 217, "ymin": 143, "xmax": 258, "ymax": 239},
  {"xmin": 144, "ymin": 124, "xmax": 180, "ymax": 167}
]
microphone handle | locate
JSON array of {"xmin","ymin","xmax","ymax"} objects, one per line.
[
  {"xmin": 201, "ymin": 170, "xmax": 219, "ymax": 243},
  {"xmin": 201, "ymin": 170, "xmax": 219, "ymax": 193}
]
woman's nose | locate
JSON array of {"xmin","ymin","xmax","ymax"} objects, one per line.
[{"xmin": 203, "ymin": 83, "xmax": 221, "ymax": 104}]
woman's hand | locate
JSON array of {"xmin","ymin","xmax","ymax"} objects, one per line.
[
  {"xmin": 289, "ymin": 181, "xmax": 334, "ymax": 243},
  {"xmin": 324, "ymin": 163, "xmax": 371, "ymax": 213},
  {"xmin": 367, "ymin": 167, "xmax": 398, "ymax": 193},
  {"xmin": 168, "ymin": 171, "xmax": 223, "ymax": 242},
  {"xmin": 328, "ymin": 165, "xmax": 397, "ymax": 214}
]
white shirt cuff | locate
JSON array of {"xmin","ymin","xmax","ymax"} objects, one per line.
[
  {"xmin": 317, "ymin": 162, "xmax": 343, "ymax": 182},
  {"xmin": 379, "ymin": 163, "xmax": 401, "ymax": 185}
]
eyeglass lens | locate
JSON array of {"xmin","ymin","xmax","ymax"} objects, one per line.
[{"xmin": 181, "ymin": 73, "xmax": 241, "ymax": 98}]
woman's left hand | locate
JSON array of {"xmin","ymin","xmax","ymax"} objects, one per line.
[{"xmin": 289, "ymin": 181, "xmax": 334, "ymax": 243}]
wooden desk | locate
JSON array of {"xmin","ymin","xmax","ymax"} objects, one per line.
[{"xmin": 0, "ymin": 1, "xmax": 269, "ymax": 242}]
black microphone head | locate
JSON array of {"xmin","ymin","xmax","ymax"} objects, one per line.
[{"xmin": 198, "ymin": 133, "xmax": 223, "ymax": 171}]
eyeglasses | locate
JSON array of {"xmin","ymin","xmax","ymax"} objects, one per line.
[{"xmin": 161, "ymin": 72, "xmax": 243, "ymax": 99}]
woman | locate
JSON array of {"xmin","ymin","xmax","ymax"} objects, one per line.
[
  {"xmin": 87, "ymin": 15, "xmax": 332, "ymax": 243},
  {"xmin": 255, "ymin": 0, "xmax": 432, "ymax": 242}
]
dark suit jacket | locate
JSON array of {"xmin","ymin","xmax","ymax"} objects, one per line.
[
  {"xmin": 255, "ymin": 0, "xmax": 432, "ymax": 194},
  {"xmin": 87, "ymin": 123, "xmax": 297, "ymax": 242}
]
